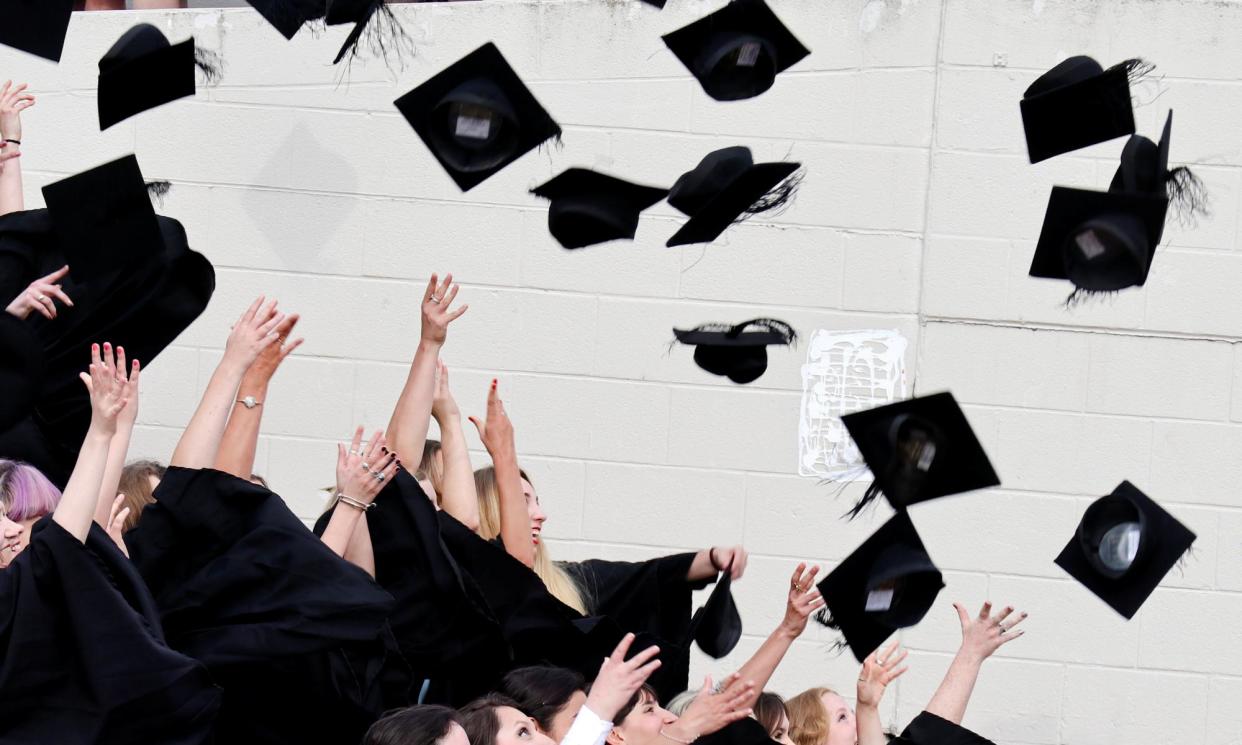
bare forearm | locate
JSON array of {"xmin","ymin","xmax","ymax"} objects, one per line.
[
  {"xmin": 93, "ymin": 423, "xmax": 133, "ymax": 526},
  {"xmin": 386, "ymin": 340, "xmax": 440, "ymax": 464},
  {"xmin": 494, "ymin": 451, "xmax": 534, "ymax": 567},
  {"xmin": 171, "ymin": 360, "xmax": 246, "ymax": 469},
  {"xmin": 320, "ymin": 504, "xmax": 363, "ymax": 560},
  {"xmin": 342, "ymin": 513, "xmax": 375, "ymax": 577},
  {"xmin": 924, "ymin": 651, "xmax": 983, "ymax": 725},
  {"xmin": 0, "ymin": 159, "xmax": 22, "ymax": 216},
  {"xmin": 733, "ymin": 626, "xmax": 797, "ymax": 707},
  {"xmin": 54, "ymin": 428, "xmax": 114, "ymax": 542},
  {"xmin": 856, "ymin": 704, "xmax": 886, "ymax": 745},
  {"xmin": 687, "ymin": 549, "xmax": 720, "ymax": 581},
  {"xmin": 436, "ymin": 415, "xmax": 479, "ymax": 530},
  {"xmin": 214, "ymin": 377, "xmax": 268, "ymax": 478}
]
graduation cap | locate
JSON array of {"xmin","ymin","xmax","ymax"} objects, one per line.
[
  {"xmin": 663, "ymin": 0, "xmax": 810, "ymax": 102},
  {"xmin": 0, "ymin": 313, "xmax": 44, "ymax": 431},
  {"xmin": 685, "ymin": 568, "xmax": 742, "ymax": 658},
  {"xmin": 530, "ymin": 168, "xmax": 668, "ymax": 249},
  {"xmin": 841, "ymin": 391, "xmax": 1000, "ymax": 519},
  {"xmin": 696, "ymin": 718, "xmax": 779, "ymax": 745},
  {"xmin": 814, "ymin": 511, "xmax": 945, "ymax": 662},
  {"xmin": 1020, "ymin": 56, "xmax": 1141, "ymax": 163},
  {"xmin": 98, "ymin": 24, "xmax": 200, "ymax": 130},
  {"xmin": 41, "ymin": 155, "xmax": 165, "ymax": 277},
  {"xmin": 325, "ymin": 0, "xmax": 410, "ymax": 66},
  {"xmin": 1029, "ymin": 112, "xmax": 1181, "ymax": 295},
  {"xmin": 1055, "ymin": 481, "xmax": 1195, "ymax": 620},
  {"xmin": 394, "ymin": 42, "xmax": 562, "ymax": 192},
  {"xmin": 893, "ymin": 712, "xmax": 995, "ymax": 745},
  {"xmin": 666, "ymin": 147, "xmax": 802, "ymax": 247},
  {"xmin": 245, "ymin": 0, "xmax": 328, "ymax": 40},
  {"xmin": 672, "ymin": 318, "xmax": 796, "ymax": 384},
  {"xmin": 0, "ymin": 0, "xmax": 74, "ymax": 63}
]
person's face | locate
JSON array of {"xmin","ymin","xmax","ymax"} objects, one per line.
[
  {"xmin": 545, "ymin": 690, "xmax": 587, "ymax": 742},
  {"xmin": 521, "ymin": 478, "xmax": 547, "ymax": 547},
  {"xmin": 0, "ymin": 509, "xmax": 27, "ymax": 568},
  {"xmin": 819, "ymin": 692, "xmax": 857, "ymax": 745},
  {"xmin": 494, "ymin": 706, "xmax": 557, "ymax": 745},
  {"xmin": 440, "ymin": 721, "xmax": 470, "ymax": 745},
  {"xmin": 613, "ymin": 692, "xmax": 678, "ymax": 745},
  {"xmin": 769, "ymin": 711, "xmax": 794, "ymax": 745}
]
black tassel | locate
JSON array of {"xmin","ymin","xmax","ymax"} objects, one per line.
[
  {"xmin": 843, "ymin": 481, "xmax": 885, "ymax": 521},
  {"xmin": 1062, "ymin": 287, "xmax": 1122, "ymax": 309},
  {"xmin": 194, "ymin": 46, "xmax": 223, "ymax": 85},
  {"xmin": 1116, "ymin": 57, "xmax": 1157, "ymax": 86},
  {"xmin": 146, "ymin": 180, "xmax": 172, "ymax": 207},
  {"xmin": 743, "ymin": 318, "xmax": 797, "ymax": 344},
  {"xmin": 1165, "ymin": 166, "xmax": 1210, "ymax": 226},
  {"xmin": 742, "ymin": 167, "xmax": 803, "ymax": 218},
  {"xmin": 333, "ymin": 1, "xmax": 415, "ymax": 69},
  {"xmin": 812, "ymin": 606, "xmax": 838, "ymax": 629}
]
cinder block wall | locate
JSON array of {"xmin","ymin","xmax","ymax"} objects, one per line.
[{"xmin": 5, "ymin": 2, "xmax": 1241, "ymax": 742}]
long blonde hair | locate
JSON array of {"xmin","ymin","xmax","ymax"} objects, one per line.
[
  {"xmin": 474, "ymin": 466, "xmax": 588, "ymax": 615},
  {"xmin": 786, "ymin": 687, "xmax": 837, "ymax": 745}
]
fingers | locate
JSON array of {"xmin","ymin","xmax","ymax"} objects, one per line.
[
  {"xmin": 977, "ymin": 601, "xmax": 992, "ymax": 621},
  {"xmin": 610, "ymin": 632, "xmax": 636, "ymax": 663},
  {"xmin": 44, "ymin": 265, "xmax": 70, "ymax": 284},
  {"xmin": 422, "ymin": 273, "xmax": 439, "ymax": 305},
  {"xmin": 883, "ymin": 665, "xmax": 909, "ymax": 685},
  {"xmin": 241, "ymin": 295, "xmax": 264, "ymax": 323},
  {"xmin": 953, "ymin": 602, "xmax": 970, "ymax": 627},
  {"xmin": 40, "ymin": 283, "xmax": 73, "ymax": 308},
  {"xmin": 467, "ymin": 416, "xmax": 485, "ymax": 440},
  {"xmin": 280, "ymin": 337, "xmax": 305, "ymax": 361},
  {"xmin": 115, "ymin": 346, "xmax": 127, "ymax": 383},
  {"xmin": 442, "ymin": 282, "xmax": 460, "ymax": 308},
  {"xmin": 877, "ymin": 639, "xmax": 900, "ymax": 664},
  {"xmin": 348, "ymin": 425, "xmax": 364, "ymax": 456},
  {"xmin": 789, "ymin": 562, "xmax": 806, "ymax": 587},
  {"xmin": 446, "ymin": 303, "xmax": 469, "ymax": 322},
  {"xmin": 990, "ymin": 605, "xmax": 1016, "ymax": 627},
  {"xmin": 79, "ymin": 371, "xmax": 92, "ymax": 394},
  {"xmin": 998, "ymin": 611, "xmax": 1029, "ymax": 637},
  {"xmin": 626, "ymin": 643, "xmax": 661, "ymax": 669},
  {"xmin": 362, "ymin": 430, "xmax": 385, "ymax": 462}
]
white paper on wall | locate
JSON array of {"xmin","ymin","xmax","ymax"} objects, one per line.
[{"xmin": 797, "ymin": 329, "xmax": 908, "ymax": 480}]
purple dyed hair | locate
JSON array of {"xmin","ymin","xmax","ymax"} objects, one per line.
[{"xmin": 0, "ymin": 460, "xmax": 63, "ymax": 522}]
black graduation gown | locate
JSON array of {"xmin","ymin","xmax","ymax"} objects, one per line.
[
  {"xmin": 0, "ymin": 209, "xmax": 214, "ymax": 487},
  {"xmin": 126, "ymin": 467, "xmax": 403, "ymax": 744},
  {"xmin": 890, "ymin": 712, "xmax": 995, "ymax": 745},
  {"xmin": 0, "ymin": 518, "xmax": 220, "ymax": 744},
  {"xmin": 312, "ymin": 470, "xmax": 510, "ymax": 707}
]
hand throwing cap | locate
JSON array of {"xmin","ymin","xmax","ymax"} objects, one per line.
[
  {"xmin": 531, "ymin": 168, "xmax": 668, "ymax": 249},
  {"xmin": 97, "ymin": 24, "xmax": 198, "ymax": 130},
  {"xmin": 666, "ymin": 146, "xmax": 802, "ymax": 247},
  {"xmin": 841, "ymin": 391, "xmax": 1000, "ymax": 518},
  {"xmin": 663, "ymin": 0, "xmax": 809, "ymax": 102},
  {"xmin": 814, "ymin": 511, "xmax": 945, "ymax": 662},
  {"xmin": 1055, "ymin": 480, "xmax": 1195, "ymax": 619},
  {"xmin": 395, "ymin": 42, "xmax": 562, "ymax": 192},
  {"xmin": 684, "ymin": 567, "xmax": 742, "ymax": 658},
  {"xmin": 1020, "ymin": 56, "xmax": 1139, "ymax": 163},
  {"xmin": 0, "ymin": 0, "xmax": 74, "ymax": 62},
  {"xmin": 673, "ymin": 318, "xmax": 796, "ymax": 384}
]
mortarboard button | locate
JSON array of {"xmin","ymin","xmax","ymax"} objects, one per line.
[
  {"xmin": 666, "ymin": 146, "xmax": 802, "ymax": 247},
  {"xmin": 662, "ymin": 0, "xmax": 809, "ymax": 102},
  {"xmin": 1020, "ymin": 56, "xmax": 1139, "ymax": 163},
  {"xmin": 97, "ymin": 24, "xmax": 198, "ymax": 130},
  {"xmin": 673, "ymin": 318, "xmax": 797, "ymax": 384},
  {"xmin": 395, "ymin": 42, "xmax": 562, "ymax": 192},
  {"xmin": 0, "ymin": 0, "xmax": 74, "ymax": 63},
  {"xmin": 531, "ymin": 168, "xmax": 668, "ymax": 249}
]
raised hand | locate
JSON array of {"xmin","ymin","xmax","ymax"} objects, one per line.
[
  {"xmin": 335, "ymin": 427, "xmax": 400, "ymax": 508},
  {"xmin": 780, "ymin": 562, "xmax": 825, "ymax": 638},
  {"xmin": 5, "ymin": 265, "xmax": 73, "ymax": 320},
  {"xmin": 0, "ymin": 81, "xmax": 35, "ymax": 143},
  {"xmin": 468, "ymin": 379, "xmax": 515, "ymax": 459},
  {"xmin": 79, "ymin": 342, "xmax": 135, "ymax": 436},
  {"xmin": 953, "ymin": 601, "xmax": 1028, "ymax": 663},
  {"xmin": 711, "ymin": 545, "xmax": 749, "ymax": 581},
  {"xmin": 105, "ymin": 344, "xmax": 142, "ymax": 429},
  {"xmin": 245, "ymin": 312, "xmax": 303, "ymax": 383},
  {"xmin": 584, "ymin": 633, "xmax": 663, "ymax": 722},
  {"xmin": 106, "ymin": 493, "xmax": 131, "ymax": 557},
  {"xmin": 856, "ymin": 640, "xmax": 909, "ymax": 708},
  {"xmin": 421, "ymin": 273, "xmax": 468, "ymax": 346},
  {"xmin": 223, "ymin": 296, "xmax": 285, "ymax": 370},
  {"xmin": 670, "ymin": 673, "xmax": 756, "ymax": 740},
  {"xmin": 431, "ymin": 358, "xmax": 460, "ymax": 422}
]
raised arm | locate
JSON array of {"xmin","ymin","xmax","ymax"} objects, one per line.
[
  {"xmin": 170, "ymin": 297, "xmax": 284, "ymax": 469},
  {"xmin": 855, "ymin": 641, "xmax": 909, "ymax": 745},
  {"xmin": 467, "ymin": 379, "xmax": 531, "ymax": 567},
  {"xmin": 687, "ymin": 545, "xmax": 749, "ymax": 582},
  {"xmin": 93, "ymin": 343, "xmax": 140, "ymax": 526},
  {"xmin": 386, "ymin": 273, "xmax": 467, "ymax": 464},
  {"xmin": 431, "ymin": 360, "xmax": 479, "ymax": 530},
  {"xmin": 5, "ymin": 265, "xmax": 73, "ymax": 322},
  {"xmin": 214, "ymin": 314, "xmax": 302, "ymax": 479},
  {"xmin": 732, "ymin": 563, "xmax": 826, "ymax": 707},
  {"xmin": 320, "ymin": 427, "xmax": 398, "ymax": 566},
  {"xmin": 924, "ymin": 602, "xmax": 1027, "ymax": 725},
  {"xmin": 54, "ymin": 344, "xmax": 135, "ymax": 543},
  {"xmin": 0, "ymin": 81, "xmax": 34, "ymax": 216}
]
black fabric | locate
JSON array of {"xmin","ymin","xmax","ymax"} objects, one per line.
[
  {"xmin": 126, "ymin": 467, "xmax": 400, "ymax": 744},
  {"xmin": 0, "ymin": 312, "xmax": 43, "ymax": 431},
  {"xmin": 697, "ymin": 717, "xmax": 779, "ymax": 745},
  {"xmin": 891, "ymin": 711, "xmax": 994, "ymax": 745},
  {"xmin": 0, "ymin": 0, "xmax": 74, "ymax": 62},
  {"xmin": 97, "ymin": 25, "xmax": 197, "ymax": 130},
  {"xmin": 0, "ymin": 517, "xmax": 220, "ymax": 744}
]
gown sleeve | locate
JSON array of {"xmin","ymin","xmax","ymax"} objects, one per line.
[
  {"xmin": 890, "ymin": 712, "xmax": 995, "ymax": 745},
  {"xmin": 0, "ymin": 517, "xmax": 220, "ymax": 745}
]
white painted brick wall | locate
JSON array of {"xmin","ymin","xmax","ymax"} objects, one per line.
[{"xmin": 5, "ymin": 1, "xmax": 1241, "ymax": 742}]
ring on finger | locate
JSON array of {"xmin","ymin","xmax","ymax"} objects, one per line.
[
  {"xmin": 374, "ymin": 472, "xmax": 386, "ymax": 482},
  {"xmin": 36, "ymin": 293, "xmax": 47, "ymax": 302},
  {"xmin": 361, "ymin": 461, "xmax": 371, "ymax": 471}
]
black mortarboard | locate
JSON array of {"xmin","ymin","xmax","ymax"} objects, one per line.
[
  {"xmin": 41, "ymin": 155, "xmax": 165, "ymax": 277},
  {"xmin": 814, "ymin": 511, "xmax": 945, "ymax": 662},
  {"xmin": 685, "ymin": 569, "xmax": 742, "ymax": 658},
  {"xmin": 0, "ymin": 313, "xmax": 44, "ymax": 431},
  {"xmin": 325, "ymin": 0, "xmax": 409, "ymax": 66},
  {"xmin": 245, "ymin": 0, "xmax": 328, "ymax": 40},
  {"xmin": 1055, "ymin": 481, "xmax": 1195, "ymax": 620},
  {"xmin": 841, "ymin": 391, "xmax": 1000, "ymax": 518},
  {"xmin": 97, "ymin": 24, "xmax": 197, "ymax": 130},
  {"xmin": 1029, "ymin": 112, "xmax": 1173, "ymax": 293},
  {"xmin": 893, "ymin": 712, "xmax": 995, "ymax": 745},
  {"xmin": 666, "ymin": 147, "xmax": 801, "ymax": 247},
  {"xmin": 394, "ymin": 42, "xmax": 562, "ymax": 192},
  {"xmin": 0, "ymin": 0, "xmax": 74, "ymax": 62},
  {"xmin": 531, "ymin": 168, "xmax": 668, "ymax": 249},
  {"xmin": 672, "ymin": 318, "xmax": 796, "ymax": 384},
  {"xmin": 1020, "ymin": 56, "xmax": 1138, "ymax": 163},
  {"xmin": 662, "ymin": 0, "xmax": 809, "ymax": 102},
  {"xmin": 696, "ymin": 719, "xmax": 778, "ymax": 745}
]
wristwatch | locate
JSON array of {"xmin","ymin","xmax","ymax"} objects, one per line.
[{"xmin": 237, "ymin": 395, "xmax": 262, "ymax": 409}]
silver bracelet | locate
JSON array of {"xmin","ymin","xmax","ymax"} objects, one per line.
[
  {"xmin": 659, "ymin": 729, "xmax": 696, "ymax": 745},
  {"xmin": 335, "ymin": 492, "xmax": 374, "ymax": 512}
]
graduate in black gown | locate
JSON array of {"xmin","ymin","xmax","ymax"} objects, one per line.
[{"xmin": 0, "ymin": 343, "xmax": 220, "ymax": 744}]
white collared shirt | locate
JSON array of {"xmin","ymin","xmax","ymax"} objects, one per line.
[{"xmin": 561, "ymin": 705, "xmax": 613, "ymax": 745}]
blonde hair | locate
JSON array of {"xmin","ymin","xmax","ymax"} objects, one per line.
[
  {"xmin": 418, "ymin": 439, "xmax": 445, "ymax": 501},
  {"xmin": 786, "ymin": 687, "xmax": 837, "ymax": 745},
  {"xmin": 118, "ymin": 460, "xmax": 166, "ymax": 531},
  {"xmin": 474, "ymin": 465, "xmax": 587, "ymax": 615}
]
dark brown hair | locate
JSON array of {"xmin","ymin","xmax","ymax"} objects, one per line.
[
  {"xmin": 459, "ymin": 694, "xmax": 524, "ymax": 745},
  {"xmin": 754, "ymin": 692, "xmax": 788, "ymax": 740},
  {"xmin": 365, "ymin": 705, "xmax": 462, "ymax": 745},
  {"xmin": 613, "ymin": 684, "xmax": 657, "ymax": 726}
]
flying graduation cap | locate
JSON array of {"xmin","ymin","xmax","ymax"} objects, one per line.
[
  {"xmin": 663, "ymin": 0, "xmax": 810, "ymax": 102},
  {"xmin": 531, "ymin": 169, "xmax": 668, "ymax": 249},
  {"xmin": 814, "ymin": 511, "xmax": 945, "ymax": 662},
  {"xmin": 666, "ymin": 146, "xmax": 802, "ymax": 247},
  {"xmin": 395, "ymin": 42, "xmax": 562, "ymax": 192},
  {"xmin": 245, "ymin": 0, "xmax": 406, "ymax": 65},
  {"xmin": 685, "ymin": 566, "xmax": 742, "ymax": 658},
  {"xmin": 98, "ymin": 24, "xmax": 222, "ymax": 130},
  {"xmin": 1055, "ymin": 481, "xmax": 1195, "ymax": 619},
  {"xmin": 841, "ymin": 392, "xmax": 1000, "ymax": 519},
  {"xmin": 0, "ymin": 0, "xmax": 74, "ymax": 62},
  {"xmin": 672, "ymin": 318, "xmax": 796, "ymax": 384},
  {"xmin": 1020, "ymin": 56, "xmax": 1146, "ymax": 163}
]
